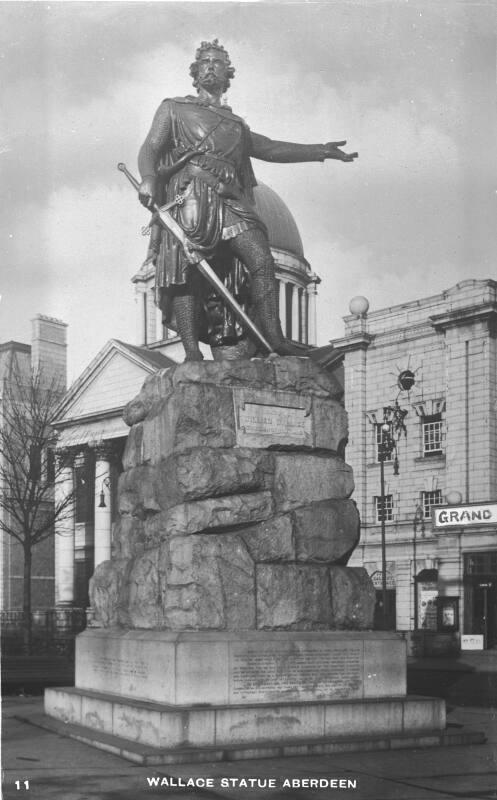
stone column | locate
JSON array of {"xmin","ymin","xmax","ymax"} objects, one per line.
[
  {"xmin": 307, "ymin": 279, "xmax": 319, "ymax": 345},
  {"xmin": 301, "ymin": 287, "xmax": 308, "ymax": 344},
  {"xmin": 156, "ymin": 306, "xmax": 163, "ymax": 342},
  {"xmin": 135, "ymin": 288, "xmax": 146, "ymax": 345},
  {"xmin": 147, "ymin": 288, "xmax": 156, "ymax": 345},
  {"xmin": 54, "ymin": 449, "xmax": 75, "ymax": 606},
  {"xmin": 93, "ymin": 442, "xmax": 113, "ymax": 569},
  {"xmin": 278, "ymin": 279, "xmax": 286, "ymax": 337},
  {"xmin": 291, "ymin": 283, "xmax": 299, "ymax": 342}
]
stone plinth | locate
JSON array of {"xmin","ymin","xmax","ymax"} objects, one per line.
[{"xmin": 72, "ymin": 629, "xmax": 406, "ymax": 706}]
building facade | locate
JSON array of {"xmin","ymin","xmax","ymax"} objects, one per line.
[
  {"xmin": 0, "ymin": 315, "xmax": 67, "ymax": 610},
  {"xmin": 334, "ymin": 279, "xmax": 497, "ymax": 648}
]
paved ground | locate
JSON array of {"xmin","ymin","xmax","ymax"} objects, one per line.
[
  {"xmin": 2, "ymin": 697, "xmax": 497, "ymax": 800},
  {"xmin": 407, "ymin": 651, "xmax": 497, "ymax": 707}
]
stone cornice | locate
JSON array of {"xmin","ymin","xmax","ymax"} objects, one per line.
[
  {"xmin": 367, "ymin": 324, "xmax": 435, "ymax": 348},
  {"xmin": 332, "ymin": 332, "xmax": 373, "ymax": 353},
  {"xmin": 430, "ymin": 302, "xmax": 497, "ymax": 332},
  {"xmin": 131, "ymin": 263, "xmax": 155, "ymax": 284},
  {"xmin": 411, "ymin": 398, "xmax": 446, "ymax": 417},
  {"xmin": 53, "ymin": 406, "xmax": 125, "ymax": 429}
]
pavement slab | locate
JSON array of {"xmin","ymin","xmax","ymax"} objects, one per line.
[{"xmin": 2, "ymin": 698, "xmax": 497, "ymax": 800}]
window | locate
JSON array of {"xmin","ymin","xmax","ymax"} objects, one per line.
[
  {"xmin": 465, "ymin": 552, "xmax": 497, "ymax": 576},
  {"xmin": 375, "ymin": 424, "xmax": 393, "ymax": 462},
  {"xmin": 374, "ymin": 495, "xmax": 393, "ymax": 523},
  {"xmin": 422, "ymin": 489, "xmax": 443, "ymax": 519},
  {"xmin": 41, "ymin": 447, "xmax": 55, "ymax": 485},
  {"xmin": 422, "ymin": 414, "xmax": 443, "ymax": 456},
  {"xmin": 28, "ymin": 444, "xmax": 42, "ymax": 482}
]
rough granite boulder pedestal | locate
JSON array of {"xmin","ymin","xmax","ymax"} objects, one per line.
[{"xmin": 90, "ymin": 356, "xmax": 374, "ymax": 631}]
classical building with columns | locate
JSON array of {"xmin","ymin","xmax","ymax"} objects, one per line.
[
  {"xmin": 50, "ymin": 182, "xmax": 322, "ymax": 610},
  {"xmin": 334, "ymin": 279, "xmax": 497, "ymax": 648},
  {"xmin": 0, "ymin": 315, "xmax": 68, "ymax": 610}
]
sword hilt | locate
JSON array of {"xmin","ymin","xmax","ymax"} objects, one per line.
[{"xmin": 117, "ymin": 163, "xmax": 141, "ymax": 194}]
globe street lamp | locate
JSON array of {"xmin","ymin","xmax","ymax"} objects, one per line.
[{"xmin": 374, "ymin": 402, "xmax": 408, "ymax": 629}]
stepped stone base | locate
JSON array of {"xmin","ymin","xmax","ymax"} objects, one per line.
[
  {"xmin": 44, "ymin": 687, "xmax": 446, "ymax": 759},
  {"xmin": 43, "ymin": 629, "xmax": 458, "ymax": 763},
  {"xmin": 33, "ymin": 706, "xmax": 484, "ymax": 766}
]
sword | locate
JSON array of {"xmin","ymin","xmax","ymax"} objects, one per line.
[{"xmin": 117, "ymin": 163, "xmax": 275, "ymax": 356}]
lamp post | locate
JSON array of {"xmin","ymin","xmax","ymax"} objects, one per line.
[
  {"xmin": 413, "ymin": 505, "xmax": 425, "ymax": 630},
  {"xmin": 374, "ymin": 402, "xmax": 408, "ymax": 629}
]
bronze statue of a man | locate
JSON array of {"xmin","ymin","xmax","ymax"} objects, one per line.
[{"xmin": 138, "ymin": 40, "xmax": 357, "ymax": 361}]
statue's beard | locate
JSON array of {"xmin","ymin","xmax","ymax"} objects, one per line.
[{"xmin": 199, "ymin": 73, "xmax": 224, "ymax": 92}]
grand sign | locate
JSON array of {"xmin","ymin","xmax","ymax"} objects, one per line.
[{"xmin": 433, "ymin": 502, "xmax": 497, "ymax": 529}]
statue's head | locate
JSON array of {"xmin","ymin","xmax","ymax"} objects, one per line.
[{"xmin": 190, "ymin": 39, "xmax": 235, "ymax": 93}]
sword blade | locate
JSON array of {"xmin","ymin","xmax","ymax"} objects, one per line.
[{"xmin": 156, "ymin": 206, "xmax": 273, "ymax": 353}]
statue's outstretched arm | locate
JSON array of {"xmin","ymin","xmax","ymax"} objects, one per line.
[
  {"xmin": 138, "ymin": 101, "xmax": 173, "ymax": 208},
  {"xmin": 250, "ymin": 131, "xmax": 357, "ymax": 163}
]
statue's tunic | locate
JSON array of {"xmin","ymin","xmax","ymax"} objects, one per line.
[
  {"xmin": 138, "ymin": 95, "xmax": 329, "ymax": 303},
  {"xmin": 139, "ymin": 97, "xmax": 264, "ymax": 299}
]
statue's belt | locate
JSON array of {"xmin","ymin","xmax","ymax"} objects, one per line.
[
  {"xmin": 143, "ymin": 165, "xmax": 244, "ymax": 236},
  {"xmin": 186, "ymin": 162, "xmax": 245, "ymax": 202},
  {"xmin": 158, "ymin": 146, "xmax": 243, "ymax": 200}
]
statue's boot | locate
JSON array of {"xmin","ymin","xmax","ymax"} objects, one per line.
[
  {"xmin": 250, "ymin": 268, "xmax": 303, "ymax": 357},
  {"xmin": 172, "ymin": 294, "xmax": 204, "ymax": 362},
  {"xmin": 229, "ymin": 227, "xmax": 304, "ymax": 357}
]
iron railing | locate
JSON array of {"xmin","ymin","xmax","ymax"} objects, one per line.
[{"xmin": 0, "ymin": 608, "xmax": 86, "ymax": 656}]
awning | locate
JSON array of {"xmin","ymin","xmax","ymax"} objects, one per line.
[{"xmin": 416, "ymin": 568, "xmax": 439, "ymax": 583}]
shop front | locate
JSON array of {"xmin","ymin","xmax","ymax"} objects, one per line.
[{"xmin": 433, "ymin": 502, "xmax": 497, "ymax": 651}]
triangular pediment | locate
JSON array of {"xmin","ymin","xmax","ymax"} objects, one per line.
[{"xmin": 54, "ymin": 339, "xmax": 174, "ymax": 426}]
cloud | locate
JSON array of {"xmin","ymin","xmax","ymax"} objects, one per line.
[
  {"xmin": 1, "ymin": 179, "xmax": 148, "ymax": 380},
  {"xmin": 1, "ymin": 1, "xmax": 495, "ymax": 380}
]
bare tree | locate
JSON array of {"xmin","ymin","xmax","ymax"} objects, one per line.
[{"xmin": 0, "ymin": 366, "xmax": 73, "ymax": 654}]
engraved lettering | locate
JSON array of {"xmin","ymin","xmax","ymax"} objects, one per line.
[
  {"xmin": 230, "ymin": 644, "xmax": 362, "ymax": 701},
  {"xmin": 92, "ymin": 655, "xmax": 148, "ymax": 681}
]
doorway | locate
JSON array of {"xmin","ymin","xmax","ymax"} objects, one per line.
[
  {"xmin": 464, "ymin": 552, "xmax": 497, "ymax": 649},
  {"xmin": 373, "ymin": 590, "xmax": 396, "ymax": 630},
  {"xmin": 469, "ymin": 581, "xmax": 497, "ymax": 648}
]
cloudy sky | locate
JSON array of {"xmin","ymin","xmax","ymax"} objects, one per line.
[{"xmin": 1, "ymin": 0, "xmax": 496, "ymax": 381}]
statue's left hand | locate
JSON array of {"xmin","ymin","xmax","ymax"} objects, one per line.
[{"xmin": 323, "ymin": 141, "xmax": 358, "ymax": 162}]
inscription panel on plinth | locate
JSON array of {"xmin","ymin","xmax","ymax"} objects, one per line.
[
  {"xmin": 233, "ymin": 388, "xmax": 312, "ymax": 449},
  {"xmin": 229, "ymin": 640, "xmax": 363, "ymax": 703},
  {"xmin": 76, "ymin": 635, "xmax": 176, "ymax": 704}
]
